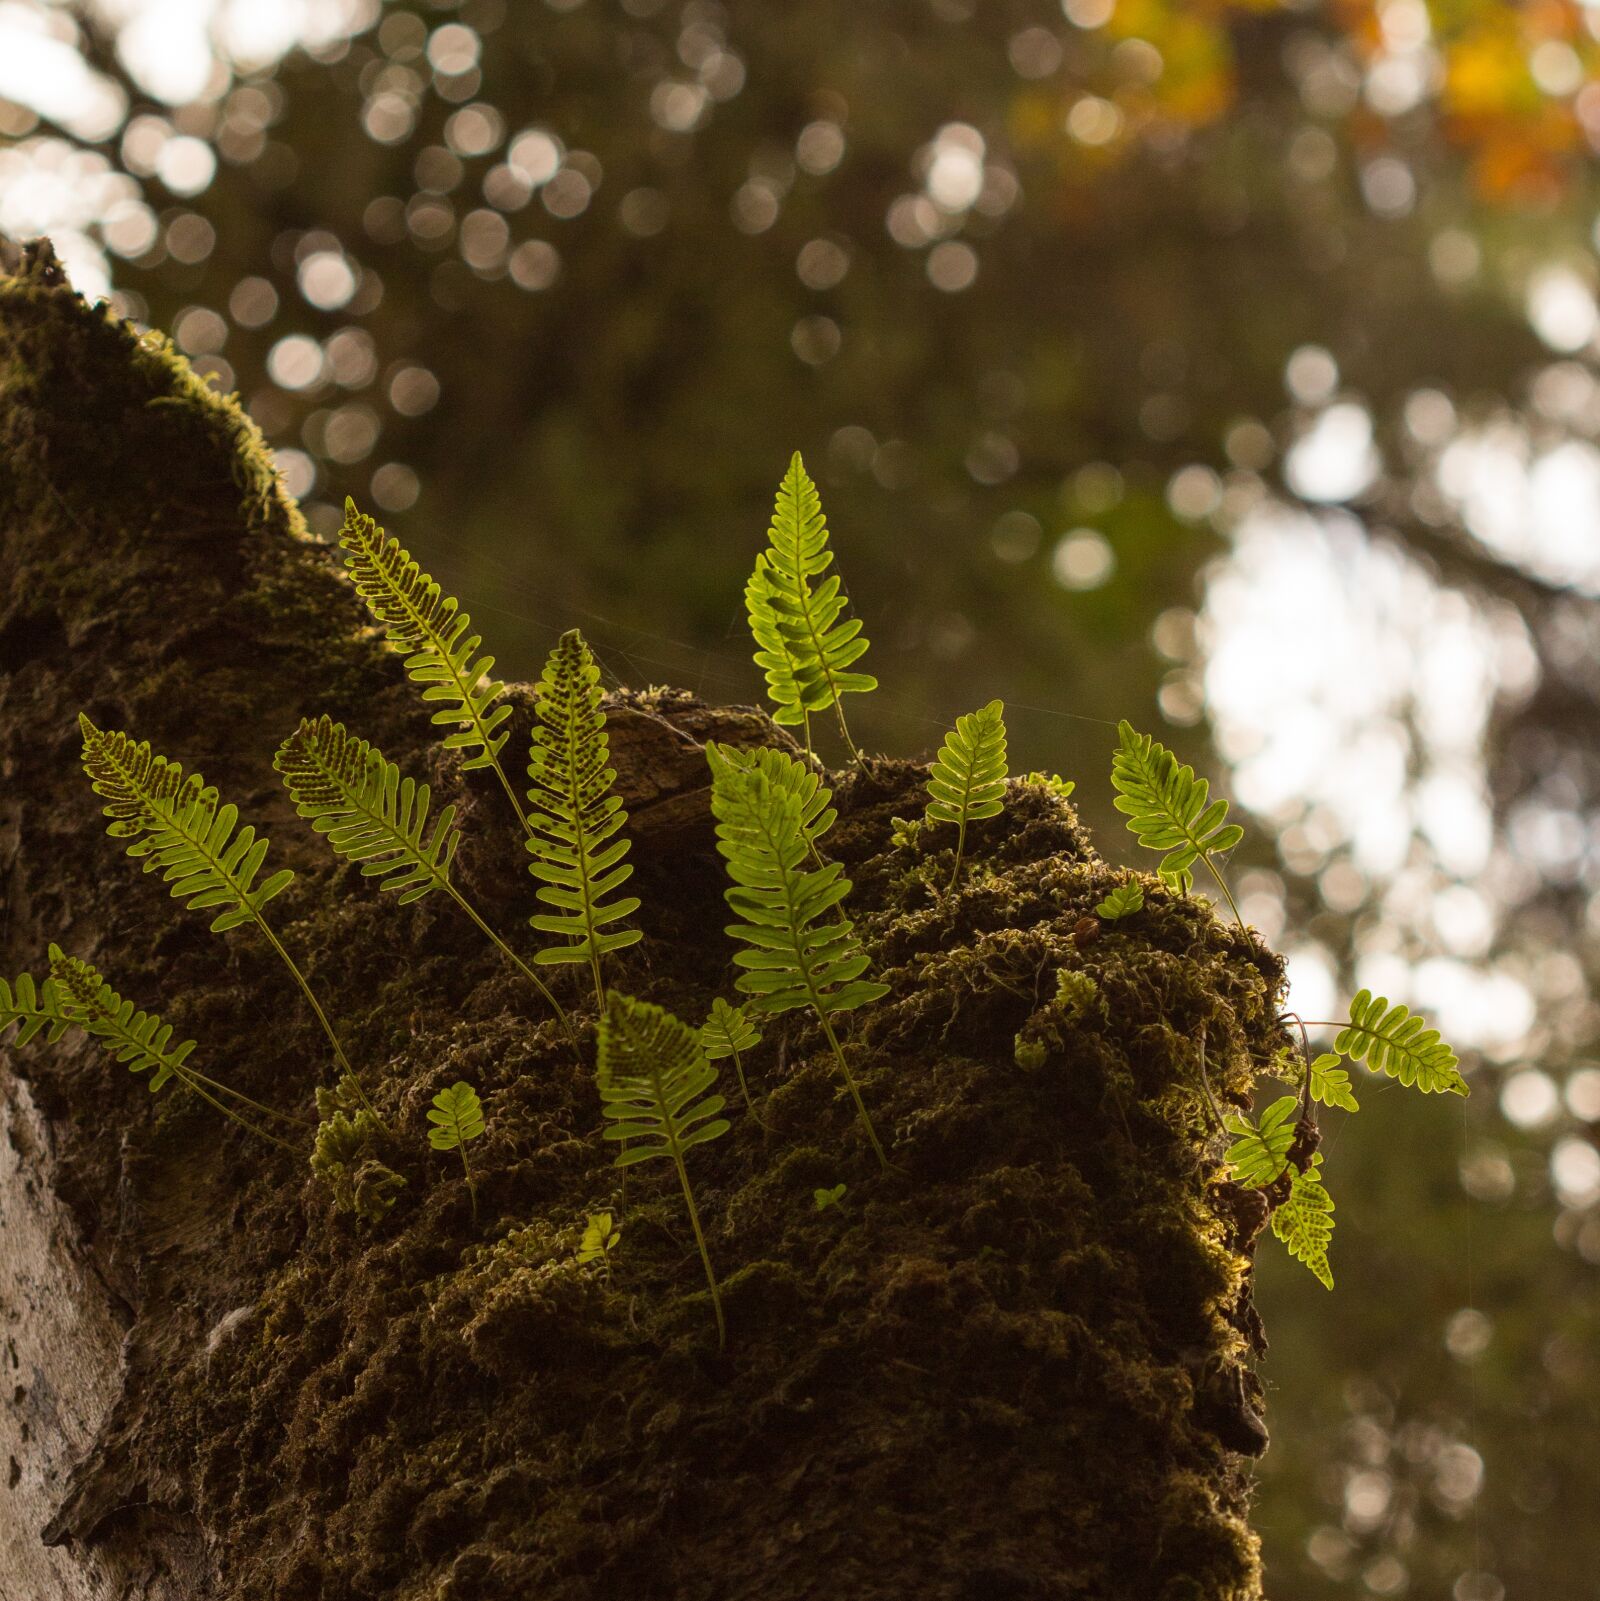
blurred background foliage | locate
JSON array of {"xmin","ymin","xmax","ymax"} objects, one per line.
[{"xmin": 6, "ymin": 0, "xmax": 1600, "ymax": 1595}]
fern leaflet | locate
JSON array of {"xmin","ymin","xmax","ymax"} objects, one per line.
[
  {"xmin": 1096, "ymin": 882, "xmax": 1144, "ymax": 920},
  {"xmin": 1309, "ymin": 1052, "xmax": 1360, "ymax": 1112},
  {"xmin": 925, "ymin": 699, "xmax": 1008, "ymax": 891},
  {"xmin": 0, "ymin": 971, "xmax": 71, "ymax": 1047},
  {"xmin": 756, "ymin": 452, "xmax": 876, "ymax": 764},
  {"xmin": 597, "ymin": 991, "xmax": 730, "ymax": 1346},
  {"xmin": 524, "ymin": 629, "xmax": 642, "ymax": 1005},
  {"xmin": 1335, "ymin": 990, "xmax": 1467, "ymax": 1095},
  {"xmin": 700, "ymin": 995, "xmax": 764, "ymax": 1118},
  {"xmin": 339, "ymin": 499, "xmax": 529, "ymax": 832},
  {"xmin": 745, "ymin": 552, "xmax": 812, "ymax": 746},
  {"xmin": 1271, "ymin": 1154, "xmax": 1336, "ymax": 1289},
  {"xmin": 707, "ymin": 741, "xmax": 891, "ymax": 1168},
  {"xmin": 1223, "ymin": 1094, "xmax": 1298, "ymax": 1188},
  {"xmin": 428, "ymin": 1078, "xmax": 486, "ymax": 1219},
  {"xmin": 1110, "ymin": 720, "xmax": 1244, "ymax": 925}
]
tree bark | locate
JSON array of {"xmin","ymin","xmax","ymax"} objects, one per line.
[{"xmin": 1, "ymin": 240, "xmax": 1283, "ymax": 1601}]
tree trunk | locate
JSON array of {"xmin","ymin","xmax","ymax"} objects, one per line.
[{"xmin": 0, "ymin": 240, "xmax": 1282, "ymax": 1601}]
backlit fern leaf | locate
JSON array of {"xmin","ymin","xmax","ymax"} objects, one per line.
[
  {"xmin": 1336, "ymin": 990, "xmax": 1467, "ymax": 1095},
  {"xmin": 745, "ymin": 552, "xmax": 810, "ymax": 736},
  {"xmin": 49, "ymin": 944, "xmax": 196, "ymax": 1091},
  {"xmin": 755, "ymin": 452, "xmax": 876, "ymax": 762},
  {"xmin": 1095, "ymin": 881, "xmax": 1144, "ymax": 921},
  {"xmin": 275, "ymin": 716, "xmax": 460, "ymax": 905},
  {"xmin": 1223, "ymin": 1094, "xmax": 1298, "ymax": 1188},
  {"xmin": 1309, "ymin": 1052, "xmax": 1360, "ymax": 1112},
  {"xmin": 1110, "ymin": 720, "xmax": 1244, "ymax": 921},
  {"xmin": 925, "ymin": 699, "xmax": 1007, "ymax": 890},
  {"xmin": 0, "ymin": 971, "xmax": 70, "ymax": 1047},
  {"xmin": 1271, "ymin": 1154, "xmax": 1336, "ymax": 1289},
  {"xmin": 524, "ymin": 629, "xmax": 642, "ymax": 1002},
  {"xmin": 80, "ymin": 715, "xmax": 294, "ymax": 933},
  {"xmin": 700, "ymin": 995, "xmax": 763, "ymax": 1117}
]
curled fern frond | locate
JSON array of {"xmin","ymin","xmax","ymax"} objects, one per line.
[
  {"xmin": 745, "ymin": 552, "xmax": 811, "ymax": 741},
  {"xmin": 1335, "ymin": 990, "xmax": 1467, "ymax": 1095},
  {"xmin": 276, "ymin": 717, "xmax": 460, "ymax": 904},
  {"xmin": 1309, "ymin": 1052, "xmax": 1360, "ymax": 1112},
  {"xmin": 707, "ymin": 741, "xmax": 891, "ymax": 1167},
  {"xmin": 339, "ymin": 500, "xmax": 527, "ymax": 828},
  {"xmin": 1110, "ymin": 720, "xmax": 1244, "ymax": 925},
  {"xmin": 0, "ymin": 971, "xmax": 70, "ymax": 1047},
  {"xmin": 925, "ymin": 699, "xmax": 1008, "ymax": 891},
  {"xmin": 756, "ymin": 452, "xmax": 877, "ymax": 764},
  {"xmin": 597, "ymin": 991, "xmax": 729, "ymax": 1346},
  {"xmin": 700, "ymin": 995, "xmax": 764, "ymax": 1118},
  {"xmin": 1223, "ymin": 1094, "xmax": 1298, "ymax": 1188},
  {"xmin": 1096, "ymin": 882, "xmax": 1144, "ymax": 921},
  {"xmin": 525, "ymin": 629, "xmax": 642, "ymax": 1005},
  {"xmin": 428, "ymin": 1078, "xmax": 485, "ymax": 1219},
  {"xmin": 1271, "ymin": 1154, "xmax": 1335, "ymax": 1289}
]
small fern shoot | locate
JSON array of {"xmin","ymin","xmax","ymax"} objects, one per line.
[
  {"xmin": 1271, "ymin": 1155, "xmax": 1335, "ymax": 1288},
  {"xmin": 707, "ymin": 741, "xmax": 892, "ymax": 1169},
  {"xmin": 427, "ymin": 1079, "xmax": 486, "ymax": 1220},
  {"xmin": 339, "ymin": 500, "xmax": 529, "ymax": 835},
  {"xmin": 700, "ymin": 996, "xmax": 764, "ymax": 1118},
  {"xmin": 524, "ymin": 630, "xmax": 642, "ymax": 1006},
  {"xmin": 1336, "ymin": 990, "xmax": 1468, "ymax": 1096},
  {"xmin": 753, "ymin": 453, "xmax": 876, "ymax": 765},
  {"xmin": 78, "ymin": 715, "xmax": 377, "ymax": 1119},
  {"xmin": 597, "ymin": 991, "xmax": 730, "ymax": 1347},
  {"xmin": 1096, "ymin": 882, "xmax": 1144, "ymax": 921},
  {"xmin": 576, "ymin": 1210, "xmax": 621, "ymax": 1269},
  {"xmin": 925, "ymin": 699, "xmax": 1008, "ymax": 892},
  {"xmin": 1223, "ymin": 1094, "xmax": 1298, "ymax": 1188},
  {"xmin": 1110, "ymin": 720, "xmax": 1245, "ymax": 927},
  {"xmin": 275, "ymin": 717, "xmax": 572, "ymax": 1042}
]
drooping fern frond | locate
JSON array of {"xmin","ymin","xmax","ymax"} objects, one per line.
[
  {"xmin": 707, "ymin": 741, "xmax": 891, "ymax": 1168},
  {"xmin": 79, "ymin": 714, "xmax": 375, "ymax": 1117},
  {"xmin": 1335, "ymin": 990, "xmax": 1468, "ymax": 1096},
  {"xmin": 1271, "ymin": 1154, "xmax": 1336, "ymax": 1289},
  {"xmin": 1223, "ymin": 1094, "xmax": 1298, "ymax": 1188},
  {"xmin": 745, "ymin": 552, "xmax": 812, "ymax": 746},
  {"xmin": 755, "ymin": 452, "xmax": 877, "ymax": 765},
  {"xmin": 1096, "ymin": 882, "xmax": 1144, "ymax": 921},
  {"xmin": 339, "ymin": 499, "xmax": 528, "ymax": 832},
  {"xmin": 1110, "ymin": 720, "xmax": 1245, "ymax": 926},
  {"xmin": 276, "ymin": 716, "xmax": 573, "ymax": 1042},
  {"xmin": 700, "ymin": 995, "xmax": 764, "ymax": 1118},
  {"xmin": 925, "ymin": 699, "xmax": 1008, "ymax": 892},
  {"xmin": 524, "ymin": 629, "xmax": 642, "ymax": 1006},
  {"xmin": 1309, "ymin": 1052, "xmax": 1360, "ymax": 1112},
  {"xmin": 0, "ymin": 971, "xmax": 71, "ymax": 1047},
  {"xmin": 597, "ymin": 991, "xmax": 730, "ymax": 1346},
  {"xmin": 427, "ymin": 1078, "xmax": 486, "ymax": 1220}
]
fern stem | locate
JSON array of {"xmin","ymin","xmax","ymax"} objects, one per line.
[
  {"xmin": 587, "ymin": 953, "xmax": 606, "ymax": 1014},
  {"xmin": 728, "ymin": 1042, "xmax": 767, "ymax": 1126},
  {"xmin": 1201, "ymin": 854, "xmax": 1247, "ymax": 932},
  {"xmin": 490, "ymin": 756, "xmax": 535, "ymax": 840},
  {"xmin": 672, "ymin": 1148, "xmax": 726, "ymax": 1350},
  {"xmin": 947, "ymin": 817, "xmax": 968, "ymax": 895},
  {"xmin": 443, "ymin": 884, "xmax": 580, "ymax": 1050},
  {"xmin": 179, "ymin": 1067, "xmax": 314, "ymax": 1129},
  {"xmin": 173, "ymin": 1070, "xmax": 302, "ymax": 1153},
  {"xmin": 817, "ymin": 1011, "xmax": 890, "ymax": 1172},
  {"xmin": 833, "ymin": 700, "xmax": 865, "ymax": 770},
  {"xmin": 459, "ymin": 1143, "xmax": 478, "ymax": 1224}
]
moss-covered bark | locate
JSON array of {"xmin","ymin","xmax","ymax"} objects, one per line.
[{"xmin": 1, "ymin": 240, "xmax": 1285, "ymax": 1601}]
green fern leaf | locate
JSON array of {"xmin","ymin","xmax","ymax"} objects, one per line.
[
  {"xmin": 576, "ymin": 1210, "xmax": 621, "ymax": 1265},
  {"xmin": 700, "ymin": 996, "xmax": 764, "ymax": 1118},
  {"xmin": 1335, "ymin": 990, "xmax": 1467, "ymax": 1095},
  {"xmin": 756, "ymin": 452, "xmax": 876, "ymax": 762},
  {"xmin": 524, "ymin": 629, "xmax": 642, "ymax": 1002},
  {"xmin": 0, "ymin": 971, "xmax": 71, "ymax": 1047},
  {"xmin": 427, "ymin": 1080, "xmax": 486, "ymax": 1150},
  {"xmin": 1096, "ymin": 881, "xmax": 1145, "ymax": 920},
  {"xmin": 925, "ymin": 699, "xmax": 1007, "ymax": 890},
  {"xmin": 745, "ymin": 552, "xmax": 810, "ymax": 734},
  {"xmin": 48, "ymin": 944, "xmax": 197, "ymax": 1091},
  {"xmin": 1309, "ymin": 1052, "xmax": 1360, "ymax": 1112},
  {"xmin": 276, "ymin": 717, "xmax": 460, "ymax": 905},
  {"xmin": 1223, "ymin": 1094, "xmax": 1298, "ymax": 1188},
  {"xmin": 597, "ymin": 991, "xmax": 728, "ymax": 1345},
  {"xmin": 1110, "ymin": 720, "xmax": 1244, "ymax": 921},
  {"xmin": 80, "ymin": 715, "xmax": 294, "ymax": 934},
  {"xmin": 1271, "ymin": 1154, "xmax": 1335, "ymax": 1289}
]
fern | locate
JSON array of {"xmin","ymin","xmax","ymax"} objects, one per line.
[
  {"xmin": 1110, "ymin": 720, "xmax": 1244, "ymax": 925},
  {"xmin": 79, "ymin": 715, "xmax": 375, "ymax": 1117},
  {"xmin": 813, "ymin": 1183, "xmax": 846, "ymax": 1211},
  {"xmin": 1336, "ymin": 990, "xmax": 1468, "ymax": 1095},
  {"xmin": 754, "ymin": 452, "xmax": 877, "ymax": 765},
  {"xmin": 1271, "ymin": 1154, "xmax": 1336, "ymax": 1289},
  {"xmin": 576, "ymin": 1210, "xmax": 621, "ymax": 1267},
  {"xmin": 276, "ymin": 717, "xmax": 571, "ymax": 1039},
  {"xmin": 0, "ymin": 971, "xmax": 71, "ymax": 1047},
  {"xmin": 707, "ymin": 741, "xmax": 891, "ymax": 1169},
  {"xmin": 427, "ymin": 1079, "xmax": 486, "ymax": 1220},
  {"xmin": 925, "ymin": 699, "xmax": 1008, "ymax": 892},
  {"xmin": 524, "ymin": 629, "xmax": 642, "ymax": 1006},
  {"xmin": 1096, "ymin": 882, "xmax": 1144, "ymax": 921},
  {"xmin": 597, "ymin": 991, "xmax": 730, "ymax": 1346},
  {"xmin": 700, "ymin": 996, "xmax": 764, "ymax": 1118},
  {"xmin": 1309, "ymin": 1052, "xmax": 1360, "ymax": 1112},
  {"xmin": 1223, "ymin": 1094, "xmax": 1298, "ymax": 1188},
  {"xmin": 745, "ymin": 552, "xmax": 812, "ymax": 746},
  {"xmin": 339, "ymin": 499, "xmax": 529, "ymax": 832},
  {"xmin": 1025, "ymin": 771, "xmax": 1076, "ymax": 800}
]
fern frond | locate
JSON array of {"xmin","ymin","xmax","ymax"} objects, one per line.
[
  {"xmin": 1096, "ymin": 881, "xmax": 1144, "ymax": 921},
  {"xmin": 1335, "ymin": 990, "xmax": 1467, "ymax": 1095},
  {"xmin": 1110, "ymin": 720, "xmax": 1244, "ymax": 924},
  {"xmin": 0, "ymin": 971, "xmax": 71, "ymax": 1047},
  {"xmin": 339, "ymin": 500, "xmax": 528, "ymax": 827},
  {"xmin": 1271, "ymin": 1154, "xmax": 1335, "ymax": 1288},
  {"xmin": 707, "ymin": 741, "xmax": 890, "ymax": 1167},
  {"xmin": 597, "ymin": 991, "xmax": 729, "ymax": 1345},
  {"xmin": 523, "ymin": 629, "xmax": 643, "ymax": 1005},
  {"xmin": 700, "ymin": 996, "xmax": 764, "ymax": 1118},
  {"xmin": 757, "ymin": 452, "xmax": 877, "ymax": 764},
  {"xmin": 428, "ymin": 1078, "xmax": 485, "ymax": 1218},
  {"xmin": 577, "ymin": 1210, "xmax": 621, "ymax": 1265},
  {"xmin": 706, "ymin": 740, "xmax": 837, "ymax": 844},
  {"xmin": 925, "ymin": 699, "xmax": 1007, "ymax": 891},
  {"xmin": 276, "ymin": 717, "xmax": 460, "ymax": 904},
  {"xmin": 1223, "ymin": 1094, "xmax": 1298, "ymax": 1188},
  {"xmin": 745, "ymin": 552, "xmax": 810, "ymax": 741},
  {"xmin": 1309, "ymin": 1052, "xmax": 1360, "ymax": 1112}
]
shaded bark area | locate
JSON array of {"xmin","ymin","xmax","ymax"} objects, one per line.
[{"xmin": 1, "ymin": 243, "xmax": 1283, "ymax": 1601}]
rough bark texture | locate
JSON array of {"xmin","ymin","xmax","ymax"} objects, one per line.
[{"xmin": 0, "ymin": 243, "xmax": 1285, "ymax": 1601}]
